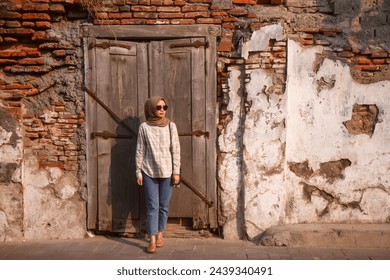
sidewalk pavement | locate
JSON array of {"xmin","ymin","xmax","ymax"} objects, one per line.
[
  {"xmin": 1, "ymin": 235, "xmax": 390, "ymax": 260},
  {"xmin": 1, "ymin": 223, "xmax": 390, "ymax": 260}
]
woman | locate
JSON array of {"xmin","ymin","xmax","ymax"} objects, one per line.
[{"xmin": 135, "ymin": 96, "xmax": 181, "ymax": 253}]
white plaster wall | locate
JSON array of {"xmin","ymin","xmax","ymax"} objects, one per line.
[
  {"xmin": 243, "ymin": 69, "xmax": 287, "ymax": 239},
  {"xmin": 23, "ymin": 153, "xmax": 86, "ymax": 240},
  {"xmin": 218, "ymin": 68, "xmax": 244, "ymax": 239},
  {"xmin": 0, "ymin": 122, "xmax": 23, "ymax": 242},
  {"xmin": 285, "ymin": 40, "xmax": 390, "ymax": 223},
  {"xmin": 219, "ymin": 24, "xmax": 287, "ymax": 239}
]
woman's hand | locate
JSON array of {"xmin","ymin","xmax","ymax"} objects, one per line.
[
  {"xmin": 137, "ymin": 176, "xmax": 143, "ymax": 186},
  {"xmin": 172, "ymin": 174, "xmax": 180, "ymax": 185}
]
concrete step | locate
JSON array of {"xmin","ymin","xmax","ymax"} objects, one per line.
[{"xmin": 258, "ymin": 224, "xmax": 390, "ymax": 248}]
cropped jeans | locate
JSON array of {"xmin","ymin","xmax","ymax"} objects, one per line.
[{"xmin": 142, "ymin": 172, "xmax": 173, "ymax": 237}]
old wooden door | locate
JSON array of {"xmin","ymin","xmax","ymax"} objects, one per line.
[{"xmin": 84, "ymin": 29, "xmax": 217, "ymax": 234}]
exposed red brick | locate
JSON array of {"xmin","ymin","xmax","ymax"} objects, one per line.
[
  {"xmin": 35, "ymin": 21, "xmax": 51, "ymax": 29},
  {"xmin": 222, "ymin": 17, "xmax": 237, "ymax": 22},
  {"xmin": 0, "ymin": 50, "xmax": 27, "ymax": 58},
  {"xmin": 131, "ymin": 6, "xmax": 157, "ymax": 12},
  {"xmin": 18, "ymin": 57, "xmax": 44, "ymax": 65},
  {"xmin": 139, "ymin": 0, "xmax": 151, "ymax": 4},
  {"xmin": 158, "ymin": 13, "xmax": 184, "ymax": 19},
  {"xmin": 133, "ymin": 12, "xmax": 158, "ymax": 18},
  {"xmin": 188, "ymin": 0, "xmax": 212, "ymax": 3},
  {"xmin": 299, "ymin": 39, "xmax": 313, "ymax": 45},
  {"xmin": 22, "ymin": 13, "xmax": 51, "ymax": 21},
  {"xmin": 257, "ymin": 0, "xmax": 270, "ymax": 3},
  {"xmin": 182, "ymin": 5, "xmax": 209, "ymax": 12},
  {"xmin": 0, "ymin": 27, "xmax": 35, "ymax": 36},
  {"xmin": 157, "ymin": 7, "xmax": 181, "ymax": 12},
  {"xmin": 39, "ymin": 42, "xmax": 59, "ymax": 49},
  {"xmin": 145, "ymin": 19, "xmax": 170, "ymax": 24},
  {"xmin": 174, "ymin": 0, "xmax": 186, "ymax": 5},
  {"xmin": 50, "ymin": 4, "xmax": 66, "ymax": 14},
  {"xmin": 354, "ymin": 65, "xmax": 381, "ymax": 71},
  {"xmin": 0, "ymin": 11, "xmax": 22, "ymax": 20},
  {"xmin": 222, "ymin": 23, "xmax": 234, "ymax": 29},
  {"xmin": 197, "ymin": 18, "xmax": 222, "ymax": 24},
  {"xmin": 355, "ymin": 58, "xmax": 371, "ymax": 65},
  {"xmin": 107, "ymin": 13, "xmax": 122, "ymax": 19},
  {"xmin": 22, "ymin": 4, "xmax": 35, "ymax": 11},
  {"xmin": 337, "ymin": 51, "xmax": 354, "ymax": 58},
  {"xmin": 270, "ymin": 0, "xmax": 283, "ymax": 4},
  {"xmin": 170, "ymin": 19, "xmax": 196, "ymax": 24},
  {"xmin": 371, "ymin": 51, "xmax": 388, "ymax": 58},
  {"xmin": 372, "ymin": 59, "xmax": 386, "ymax": 65},
  {"xmin": 184, "ymin": 12, "xmax": 210, "ymax": 18},
  {"xmin": 121, "ymin": 19, "xmax": 145, "ymax": 24},
  {"xmin": 211, "ymin": 11, "xmax": 228, "ymax": 17},
  {"xmin": 233, "ymin": 0, "xmax": 257, "ymax": 5},
  {"xmin": 32, "ymin": 31, "xmax": 47, "ymax": 40},
  {"xmin": 0, "ymin": 59, "xmax": 17, "ymax": 66},
  {"xmin": 6, "ymin": 21, "xmax": 22, "ymax": 28},
  {"xmin": 218, "ymin": 39, "xmax": 233, "ymax": 52},
  {"xmin": 22, "ymin": 21, "xmax": 35, "ymax": 28},
  {"xmin": 230, "ymin": 8, "xmax": 249, "ymax": 17}
]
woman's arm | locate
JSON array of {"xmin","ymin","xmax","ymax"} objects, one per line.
[
  {"xmin": 135, "ymin": 124, "xmax": 145, "ymax": 185},
  {"xmin": 171, "ymin": 122, "xmax": 181, "ymax": 176}
]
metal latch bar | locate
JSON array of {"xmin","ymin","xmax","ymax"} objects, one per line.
[
  {"xmin": 180, "ymin": 177, "xmax": 214, "ymax": 208},
  {"xmin": 169, "ymin": 40, "xmax": 209, "ymax": 49},
  {"xmin": 91, "ymin": 131, "xmax": 132, "ymax": 139},
  {"xmin": 179, "ymin": 130, "xmax": 209, "ymax": 138}
]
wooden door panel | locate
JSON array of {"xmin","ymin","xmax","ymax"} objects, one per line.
[
  {"xmin": 87, "ymin": 36, "xmax": 216, "ymax": 233},
  {"xmin": 93, "ymin": 40, "xmax": 147, "ymax": 232},
  {"xmin": 149, "ymin": 40, "xmax": 194, "ymax": 217},
  {"xmin": 109, "ymin": 49, "xmax": 140, "ymax": 232}
]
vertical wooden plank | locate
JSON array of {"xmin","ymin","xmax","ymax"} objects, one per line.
[
  {"xmin": 160, "ymin": 39, "xmax": 193, "ymax": 217},
  {"xmin": 137, "ymin": 43, "xmax": 149, "ymax": 233},
  {"xmin": 108, "ymin": 42, "xmax": 141, "ymax": 233},
  {"xmin": 149, "ymin": 42, "xmax": 164, "ymax": 98},
  {"xmin": 205, "ymin": 36, "xmax": 218, "ymax": 229},
  {"xmin": 84, "ymin": 37, "xmax": 98, "ymax": 230},
  {"xmin": 95, "ymin": 40, "xmax": 112, "ymax": 231},
  {"xmin": 191, "ymin": 37, "xmax": 208, "ymax": 229}
]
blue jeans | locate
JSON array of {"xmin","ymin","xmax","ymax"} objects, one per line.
[{"xmin": 143, "ymin": 172, "xmax": 173, "ymax": 236}]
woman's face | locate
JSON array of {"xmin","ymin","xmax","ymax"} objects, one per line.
[{"xmin": 155, "ymin": 99, "xmax": 167, "ymax": 118}]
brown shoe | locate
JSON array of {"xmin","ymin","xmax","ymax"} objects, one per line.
[
  {"xmin": 156, "ymin": 238, "xmax": 164, "ymax": 248},
  {"xmin": 146, "ymin": 242, "xmax": 156, "ymax": 253}
]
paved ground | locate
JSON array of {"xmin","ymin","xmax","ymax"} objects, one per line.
[{"xmin": 1, "ymin": 235, "xmax": 390, "ymax": 260}]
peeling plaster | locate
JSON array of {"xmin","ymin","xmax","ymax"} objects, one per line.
[{"xmin": 241, "ymin": 23, "xmax": 284, "ymax": 59}]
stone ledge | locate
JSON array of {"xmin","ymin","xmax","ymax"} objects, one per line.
[{"xmin": 258, "ymin": 224, "xmax": 390, "ymax": 248}]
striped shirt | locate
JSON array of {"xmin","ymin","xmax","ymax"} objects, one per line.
[{"xmin": 135, "ymin": 122, "xmax": 181, "ymax": 179}]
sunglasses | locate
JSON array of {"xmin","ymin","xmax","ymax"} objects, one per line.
[{"xmin": 156, "ymin": 105, "xmax": 168, "ymax": 111}]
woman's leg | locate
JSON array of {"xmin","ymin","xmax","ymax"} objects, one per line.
[
  {"xmin": 143, "ymin": 173, "xmax": 159, "ymax": 238},
  {"xmin": 157, "ymin": 177, "xmax": 173, "ymax": 241}
]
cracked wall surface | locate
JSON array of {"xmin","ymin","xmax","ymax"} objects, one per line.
[
  {"xmin": 0, "ymin": 110, "xmax": 23, "ymax": 242},
  {"xmin": 23, "ymin": 153, "xmax": 86, "ymax": 240},
  {"xmin": 285, "ymin": 40, "xmax": 390, "ymax": 224}
]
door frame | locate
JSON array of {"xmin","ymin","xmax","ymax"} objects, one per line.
[{"xmin": 82, "ymin": 25, "xmax": 220, "ymax": 231}]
